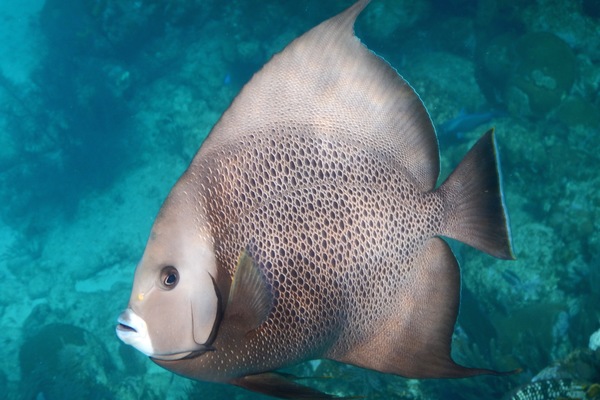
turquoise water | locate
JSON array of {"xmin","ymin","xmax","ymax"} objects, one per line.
[{"xmin": 1, "ymin": 0, "xmax": 599, "ymax": 399}]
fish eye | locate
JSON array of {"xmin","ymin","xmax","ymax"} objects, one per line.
[{"xmin": 160, "ymin": 266, "xmax": 179, "ymax": 289}]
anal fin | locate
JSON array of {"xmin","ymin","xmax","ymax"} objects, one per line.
[{"xmin": 335, "ymin": 237, "xmax": 500, "ymax": 378}]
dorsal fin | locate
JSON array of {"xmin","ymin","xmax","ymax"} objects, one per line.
[{"xmin": 199, "ymin": 0, "xmax": 439, "ymax": 191}]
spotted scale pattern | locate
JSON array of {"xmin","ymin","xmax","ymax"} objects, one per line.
[{"xmin": 184, "ymin": 121, "xmax": 445, "ymax": 376}]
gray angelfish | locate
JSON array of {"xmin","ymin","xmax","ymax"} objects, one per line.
[{"xmin": 116, "ymin": 0, "xmax": 515, "ymax": 398}]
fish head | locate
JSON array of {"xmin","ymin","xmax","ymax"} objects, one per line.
[{"xmin": 116, "ymin": 179, "xmax": 220, "ymax": 361}]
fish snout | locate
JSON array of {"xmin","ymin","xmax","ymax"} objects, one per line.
[{"xmin": 116, "ymin": 308, "xmax": 155, "ymax": 356}]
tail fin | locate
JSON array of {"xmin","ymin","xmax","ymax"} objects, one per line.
[{"xmin": 438, "ymin": 129, "xmax": 515, "ymax": 260}]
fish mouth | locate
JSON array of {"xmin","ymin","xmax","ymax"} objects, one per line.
[
  {"xmin": 116, "ymin": 309, "xmax": 208, "ymax": 361},
  {"xmin": 116, "ymin": 317, "xmax": 137, "ymax": 333},
  {"xmin": 115, "ymin": 309, "xmax": 155, "ymax": 356},
  {"xmin": 116, "ymin": 313, "xmax": 142, "ymax": 337}
]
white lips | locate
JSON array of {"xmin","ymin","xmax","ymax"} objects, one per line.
[{"xmin": 116, "ymin": 308, "xmax": 155, "ymax": 357}]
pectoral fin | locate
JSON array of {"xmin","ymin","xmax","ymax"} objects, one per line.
[{"xmin": 224, "ymin": 250, "xmax": 274, "ymax": 333}]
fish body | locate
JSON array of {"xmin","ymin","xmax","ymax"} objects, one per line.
[{"xmin": 116, "ymin": 0, "xmax": 514, "ymax": 398}]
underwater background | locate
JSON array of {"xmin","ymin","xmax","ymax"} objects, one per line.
[{"xmin": 1, "ymin": 0, "xmax": 599, "ymax": 399}]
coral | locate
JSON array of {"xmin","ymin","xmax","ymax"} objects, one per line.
[
  {"xmin": 476, "ymin": 29, "xmax": 581, "ymax": 119},
  {"xmin": 504, "ymin": 379, "xmax": 599, "ymax": 400},
  {"xmin": 0, "ymin": 234, "xmax": 43, "ymax": 265},
  {"xmin": 509, "ymin": 32, "xmax": 577, "ymax": 116},
  {"xmin": 17, "ymin": 309, "xmax": 164, "ymax": 400},
  {"xmin": 19, "ymin": 323, "xmax": 115, "ymax": 399},
  {"xmin": 504, "ymin": 347, "xmax": 600, "ymax": 399},
  {"xmin": 555, "ymin": 96, "xmax": 600, "ymax": 129}
]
